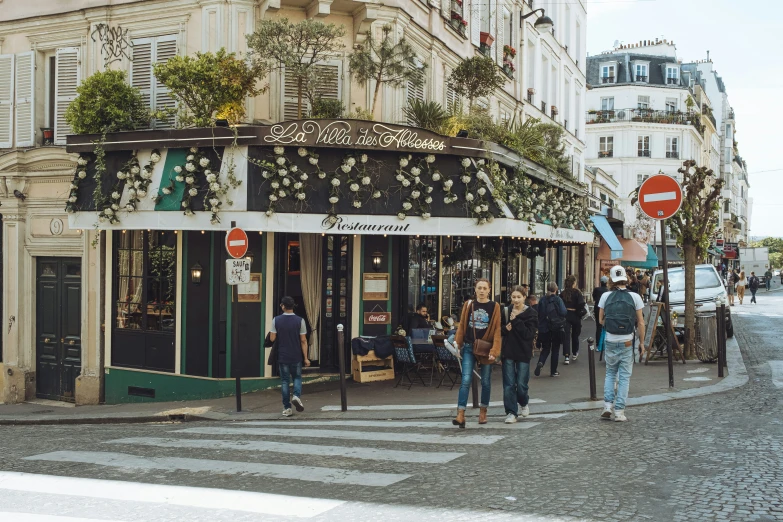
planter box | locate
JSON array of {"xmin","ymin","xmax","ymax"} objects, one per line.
[{"xmin": 479, "ymin": 31, "xmax": 495, "ymax": 46}]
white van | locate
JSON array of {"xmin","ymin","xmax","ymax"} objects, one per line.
[{"xmin": 652, "ymin": 264, "xmax": 733, "ymax": 338}]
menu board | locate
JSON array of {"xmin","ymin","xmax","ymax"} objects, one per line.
[{"xmin": 363, "ymin": 273, "xmax": 390, "ymax": 301}]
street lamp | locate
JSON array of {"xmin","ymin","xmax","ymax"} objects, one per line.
[
  {"xmin": 190, "ymin": 262, "xmax": 203, "ymax": 285},
  {"xmin": 519, "ymin": 8, "xmax": 554, "ymax": 31}
]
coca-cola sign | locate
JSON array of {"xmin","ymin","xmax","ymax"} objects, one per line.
[{"xmin": 364, "ymin": 312, "xmax": 392, "ymax": 325}]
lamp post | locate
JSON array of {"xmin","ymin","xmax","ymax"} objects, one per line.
[{"xmin": 519, "ymin": 8, "xmax": 554, "ymax": 31}]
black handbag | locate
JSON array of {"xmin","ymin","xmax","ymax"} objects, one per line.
[{"xmin": 264, "ymin": 333, "xmax": 278, "ymax": 366}]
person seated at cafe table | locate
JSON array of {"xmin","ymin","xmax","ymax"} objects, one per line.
[{"xmin": 407, "ymin": 303, "xmax": 432, "ymax": 330}]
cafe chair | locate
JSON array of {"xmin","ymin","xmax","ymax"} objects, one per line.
[
  {"xmin": 391, "ymin": 335, "xmax": 425, "ymax": 389},
  {"xmin": 432, "ymin": 335, "xmax": 460, "ymax": 390}
]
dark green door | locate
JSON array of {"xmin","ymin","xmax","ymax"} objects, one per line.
[{"xmin": 36, "ymin": 257, "xmax": 82, "ymax": 401}]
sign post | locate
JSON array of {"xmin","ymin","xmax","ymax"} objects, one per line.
[
  {"xmin": 638, "ymin": 174, "xmax": 683, "ymax": 389},
  {"xmin": 225, "ymin": 223, "xmax": 249, "ymax": 412}
]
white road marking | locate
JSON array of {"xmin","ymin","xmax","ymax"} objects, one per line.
[
  {"xmin": 320, "ymin": 399, "xmax": 544, "ymax": 411},
  {"xmin": 643, "ymin": 191, "xmax": 677, "ymax": 203},
  {"xmin": 105, "ymin": 436, "xmax": 464, "ymax": 463},
  {"xmin": 686, "ymin": 368, "xmax": 710, "ymax": 374},
  {"xmin": 769, "ymin": 361, "xmax": 783, "ymax": 388},
  {"xmin": 0, "ymin": 514, "xmax": 122, "ymax": 522},
  {"xmin": 242, "ymin": 420, "xmax": 543, "ymax": 430},
  {"xmin": 176, "ymin": 426, "xmax": 504, "ymax": 445},
  {"xmin": 0, "ymin": 471, "xmax": 344, "ymax": 517},
  {"xmin": 23, "ymin": 451, "xmax": 410, "ymax": 487},
  {"xmin": 683, "ymin": 377, "xmax": 713, "ymax": 382}
]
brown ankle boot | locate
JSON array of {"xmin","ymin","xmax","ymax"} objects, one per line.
[
  {"xmin": 452, "ymin": 410, "xmax": 466, "ymax": 429},
  {"xmin": 478, "ymin": 407, "xmax": 488, "ymax": 424}
]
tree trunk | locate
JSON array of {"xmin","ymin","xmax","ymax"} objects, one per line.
[
  {"xmin": 297, "ymin": 76, "xmax": 303, "ymax": 119},
  {"xmin": 371, "ymin": 77, "xmax": 382, "ymax": 117},
  {"xmin": 683, "ymin": 240, "xmax": 698, "ymax": 359}
]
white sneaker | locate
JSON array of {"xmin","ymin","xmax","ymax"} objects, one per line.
[
  {"xmin": 600, "ymin": 402, "xmax": 614, "ymax": 420},
  {"xmin": 282, "ymin": 408, "xmax": 293, "ymax": 417},
  {"xmin": 504, "ymin": 413, "xmax": 517, "ymax": 424},
  {"xmin": 519, "ymin": 405, "xmax": 530, "ymax": 418},
  {"xmin": 613, "ymin": 410, "xmax": 627, "ymax": 422},
  {"xmin": 564, "ymin": 356, "xmax": 570, "ymax": 365},
  {"xmin": 292, "ymin": 396, "xmax": 304, "ymax": 412}
]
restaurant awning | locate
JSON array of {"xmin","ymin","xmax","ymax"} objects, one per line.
[
  {"xmin": 591, "ymin": 215, "xmax": 623, "ymax": 259},
  {"xmin": 597, "ymin": 235, "xmax": 648, "ymax": 263},
  {"xmin": 625, "ymin": 244, "xmax": 659, "ymax": 269}
]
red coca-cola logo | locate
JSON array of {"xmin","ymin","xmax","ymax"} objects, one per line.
[{"xmin": 364, "ymin": 312, "xmax": 391, "ymax": 324}]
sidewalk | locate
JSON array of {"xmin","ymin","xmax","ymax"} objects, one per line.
[{"xmin": 0, "ymin": 314, "xmax": 748, "ymax": 425}]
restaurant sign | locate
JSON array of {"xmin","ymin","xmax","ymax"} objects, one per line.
[
  {"xmin": 364, "ymin": 312, "xmax": 392, "ymax": 325},
  {"xmin": 262, "ymin": 119, "xmax": 450, "ymax": 153}
]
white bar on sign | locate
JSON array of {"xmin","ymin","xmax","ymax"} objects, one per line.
[
  {"xmin": 104, "ymin": 437, "xmax": 464, "ymax": 463},
  {"xmin": 642, "ymin": 191, "xmax": 676, "ymax": 203},
  {"xmin": 176, "ymin": 426, "xmax": 504, "ymax": 445},
  {"xmin": 0, "ymin": 470, "xmax": 344, "ymax": 517},
  {"xmin": 228, "ymin": 240, "xmax": 246, "ymax": 246}
]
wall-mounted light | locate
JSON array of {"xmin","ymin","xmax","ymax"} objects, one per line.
[
  {"xmin": 245, "ymin": 252, "xmax": 255, "ymax": 266},
  {"xmin": 371, "ymin": 251, "xmax": 384, "ymax": 272},
  {"xmin": 190, "ymin": 262, "xmax": 203, "ymax": 285}
]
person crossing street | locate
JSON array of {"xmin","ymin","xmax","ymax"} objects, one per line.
[
  {"xmin": 764, "ymin": 268, "xmax": 773, "ymax": 291},
  {"xmin": 749, "ymin": 272, "xmax": 760, "ymax": 304},
  {"xmin": 269, "ymin": 296, "xmax": 311, "ymax": 417}
]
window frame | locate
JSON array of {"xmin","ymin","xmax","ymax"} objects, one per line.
[
  {"xmin": 666, "ymin": 66, "xmax": 679, "ymax": 85},
  {"xmin": 634, "ymin": 63, "xmax": 648, "ymax": 82},
  {"xmin": 600, "ymin": 96, "xmax": 614, "ymax": 111},
  {"xmin": 637, "ymin": 95, "xmax": 650, "ymax": 110},
  {"xmin": 666, "ymin": 136, "xmax": 679, "ymax": 158},
  {"xmin": 637, "ymin": 135, "xmax": 650, "ymax": 157},
  {"xmin": 665, "ymin": 97, "xmax": 678, "ymax": 113},
  {"xmin": 600, "ymin": 64, "xmax": 615, "ymax": 84},
  {"xmin": 599, "ymin": 136, "xmax": 613, "ymax": 157}
]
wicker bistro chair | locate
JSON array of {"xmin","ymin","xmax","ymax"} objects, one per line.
[
  {"xmin": 391, "ymin": 335, "xmax": 426, "ymax": 389},
  {"xmin": 431, "ymin": 335, "xmax": 460, "ymax": 390}
]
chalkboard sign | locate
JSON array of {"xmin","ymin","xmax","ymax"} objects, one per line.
[{"xmin": 644, "ymin": 302, "xmax": 663, "ymax": 348}]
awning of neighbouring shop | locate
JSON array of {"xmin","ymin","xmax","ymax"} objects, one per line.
[
  {"xmin": 590, "ymin": 215, "xmax": 623, "ymax": 259},
  {"xmin": 709, "ymin": 246, "xmax": 724, "ymax": 256},
  {"xmin": 597, "ymin": 236, "xmax": 647, "ymax": 263},
  {"xmin": 655, "ymin": 245, "xmax": 684, "ymax": 263},
  {"xmin": 625, "ymin": 244, "xmax": 659, "ymax": 269}
]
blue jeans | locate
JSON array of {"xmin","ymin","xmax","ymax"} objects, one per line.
[
  {"xmin": 603, "ymin": 341, "xmax": 634, "ymax": 411},
  {"xmin": 457, "ymin": 343, "xmax": 492, "ymax": 410},
  {"xmin": 502, "ymin": 359, "xmax": 530, "ymax": 416},
  {"xmin": 279, "ymin": 362, "xmax": 302, "ymax": 410},
  {"xmin": 766, "ymin": 279, "xmax": 771, "ymax": 291}
]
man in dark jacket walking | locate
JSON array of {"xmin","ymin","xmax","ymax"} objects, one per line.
[
  {"xmin": 501, "ymin": 291, "xmax": 538, "ymax": 423},
  {"xmin": 749, "ymin": 272, "xmax": 760, "ymax": 304},
  {"xmin": 269, "ymin": 296, "xmax": 310, "ymax": 417},
  {"xmin": 534, "ymin": 282, "xmax": 567, "ymax": 377}
]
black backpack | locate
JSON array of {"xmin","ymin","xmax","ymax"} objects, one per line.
[
  {"xmin": 544, "ymin": 295, "xmax": 566, "ymax": 331},
  {"xmin": 604, "ymin": 290, "xmax": 637, "ymax": 335},
  {"xmin": 749, "ymin": 276, "xmax": 760, "ymax": 290}
]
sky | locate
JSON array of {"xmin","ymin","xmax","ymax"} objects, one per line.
[{"xmin": 585, "ymin": 0, "xmax": 783, "ymax": 238}]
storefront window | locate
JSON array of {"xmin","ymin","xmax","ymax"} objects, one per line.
[
  {"xmin": 407, "ymin": 236, "xmax": 439, "ymax": 317},
  {"xmin": 442, "ymin": 237, "xmax": 491, "ymax": 319},
  {"xmin": 115, "ymin": 230, "xmax": 177, "ymax": 332}
]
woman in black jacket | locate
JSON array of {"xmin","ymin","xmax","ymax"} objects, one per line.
[
  {"xmin": 501, "ymin": 287, "xmax": 539, "ymax": 424},
  {"xmin": 560, "ymin": 275, "xmax": 586, "ymax": 364}
]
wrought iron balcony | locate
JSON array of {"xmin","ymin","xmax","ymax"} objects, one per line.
[
  {"xmin": 598, "ymin": 150, "xmax": 614, "ymax": 158},
  {"xmin": 666, "ymin": 151, "xmax": 679, "ymax": 159},
  {"xmin": 601, "ymin": 77, "xmax": 615, "ymax": 84},
  {"xmin": 638, "ymin": 150, "xmax": 651, "ymax": 157},
  {"xmin": 586, "ymin": 108, "xmax": 704, "ymax": 134},
  {"xmin": 635, "ymin": 75, "xmax": 647, "ymax": 82},
  {"xmin": 666, "ymin": 77, "xmax": 679, "ymax": 85}
]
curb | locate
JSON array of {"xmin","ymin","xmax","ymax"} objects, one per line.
[{"xmin": 0, "ymin": 337, "xmax": 749, "ymax": 425}]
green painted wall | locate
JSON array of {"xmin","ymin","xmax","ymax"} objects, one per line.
[
  {"xmin": 104, "ymin": 367, "xmax": 337, "ymax": 403},
  {"xmin": 154, "ymin": 149, "xmax": 188, "ymax": 211}
]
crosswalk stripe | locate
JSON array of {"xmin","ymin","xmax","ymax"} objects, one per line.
[
  {"xmin": 241, "ymin": 420, "xmax": 542, "ymax": 430},
  {"xmin": 769, "ymin": 361, "xmax": 783, "ymax": 388},
  {"xmin": 0, "ymin": 471, "xmax": 344, "ymax": 517},
  {"xmin": 0, "ymin": 513, "xmax": 122, "ymax": 522},
  {"xmin": 320, "ymin": 399, "xmax": 545, "ymax": 411},
  {"xmin": 104, "ymin": 436, "xmax": 465, "ymax": 464},
  {"xmin": 23, "ymin": 451, "xmax": 410, "ymax": 487},
  {"xmin": 176, "ymin": 426, "xmax": 504, "ymax": 445}
]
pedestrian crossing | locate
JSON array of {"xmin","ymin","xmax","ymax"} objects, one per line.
[{"xmin": 13, "ymin": 415, "xmax": 567, "ymax": 519}]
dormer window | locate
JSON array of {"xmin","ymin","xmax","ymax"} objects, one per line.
[
  {"xmin": 601, "ymin": 64, "xmax": 616, "ymax": 84},
  {"xmin": 634, "ymin": 63, "xmax": 648, "ymax": 82},
  {"xmin": 666, "ymin": 66, "xmax": 679, "ymax": 85}
]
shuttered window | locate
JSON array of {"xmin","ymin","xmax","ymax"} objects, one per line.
[
  {"xmin": 15, "ymin": 51, "xmax": 35, "ymax": 148},
  {"xmin": 0, "ymin": 54, "xmax": 13, "ymax": 148},
  {"xmin": 445, "ymin": 76, "xmax": 458, "ymax": 112},
  {"xmin": 470, "ymin": 0, "xmax": 481, "ymax": 47},
  {"xmin": 282, "ymin": 61, "xmax": 341, "ymax": 121},
  {"xmin": 130, "ymin": 35, "xmax": 177, "ymax": 129},
  {"xmin": 54, "ymin": 48, "xmax": 80, "ymax": 145}
]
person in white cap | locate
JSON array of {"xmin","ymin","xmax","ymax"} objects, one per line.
[{"xmin": 597, "ymin": 266, "xmax": 646, "ymax": 422}]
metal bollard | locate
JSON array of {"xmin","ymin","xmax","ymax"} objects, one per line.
[
  {"xmin": 717, "ymin": 300, "xmax": 726, "ymax": 378},
  {"xmin": 336, "ymin": 324, "xmax": 348, "ymax": 412},
  {"xmin": 586, "ymin": 337, "xmax": 597, "ymax": 401}
]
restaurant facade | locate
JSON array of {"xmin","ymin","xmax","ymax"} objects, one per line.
[{"xmin": 62, "ymin": 119, "xmax": 594, "ymax": 403}]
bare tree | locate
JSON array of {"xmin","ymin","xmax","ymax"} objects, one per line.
[{"xmin": 247, "ymin": 18, "xmax": 345, "ymax": 119}]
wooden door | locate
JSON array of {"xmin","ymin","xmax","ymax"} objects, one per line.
[{"xmin": 36, "ymin": 257, "xmax": 81, "ymax": 401}]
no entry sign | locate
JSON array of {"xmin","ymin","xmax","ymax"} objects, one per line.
[
  {"xmin": 225, "ymin": 227, "xmax": 249, "ymax": 259},
  {"xmin": 638, "ymin": 175, "xmax": 683, "ymax": 220}
]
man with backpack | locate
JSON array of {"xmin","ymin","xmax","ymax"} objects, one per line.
[
  {"xmin": 748, "ymin": 271, "xmax": 760, "ymax": 304},
  {"xmin": 534, "ymin": 282, "xmax": 567, "ymax": 377},
  {"xmin": 598, "ymin": 266, "xmax": 646, "ymax": 422}
]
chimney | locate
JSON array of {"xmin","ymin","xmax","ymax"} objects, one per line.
[{"xmin": 707, "ymin": 50, "xmax": 710, "ymax": 61}]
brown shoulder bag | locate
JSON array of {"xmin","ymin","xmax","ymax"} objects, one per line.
[{"xmin": 470, "ymin": 301, "xmax": 493, "ymax": 358}]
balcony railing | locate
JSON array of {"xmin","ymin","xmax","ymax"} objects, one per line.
[
  {"xmin": 598, "ymin": 150, "xmax": 614, "ymax": 158},
  {"xmin": 666, "ymin": 77, "xmax": 679, "ymax": 85},
  {"xmin": 586, "ymin": 108, "xmax": 704, "ymax": 134},
  {"xmin": 601, "ymin": 77, "xmax": 615, "ymax": 84},
  {"xmin": 638, "ymin": 150, "xmax": 651, "ymax": 157},
  {"xmin": 635, "ymin": 75, "xmax": 647, "ymax": 82},
  {"xmin": 666, "ymin": 151, "xmax": 679, "ymax": 159}
]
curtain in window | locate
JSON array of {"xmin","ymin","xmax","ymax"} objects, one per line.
[
  {"xmin": 117, "ymin": 231, "xmax": 144, "ymax": 329},
  {"xmin": 299, "ymin": 233, "xmax": 322, "ymax": 360}
]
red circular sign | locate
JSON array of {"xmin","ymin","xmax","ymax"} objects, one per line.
[
  {"xmin": 638, "ymin": 174, "xmax": 683, "ymax": 220},
  {"xmin": 225, "ymin": 227, "xmax": 249, "ymax": 259}
]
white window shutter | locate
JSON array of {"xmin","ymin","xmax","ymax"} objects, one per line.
[
  {"xmin": 0, "ymin": 54, "xmax": 14, "ymax": 149},
  {"xmin": 54, "ymin": 47, "xmax": 80, "ymax": 145},
  {"xmin": 281, "ymin": 67, "xmax": 301, "ymax": 120},
  {"xmin": 470, "ymin": 0, "xmax": 480, "ymax": 47},
  {"xmin": 495, "ymin": 5, "xmax": 504, "ymax": 64},
  {"xmin": 130, "ymin": 39, "xmax": 153, "ymax": 114},
  {"xmin": 15, "ymin": 51, "xmax": 35, "ymax": 148},
  {"xmin": 153, "ymin": 35, "xmax": 177, "ymax": 129},
  {"xmin": 282, "ymin": 61, "xmax": 341, "ymax": 120}
]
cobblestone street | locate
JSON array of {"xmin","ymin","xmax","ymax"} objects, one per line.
[{"xmin": 1, "ymin": 293, "xmax": 782, "ymax": 522}]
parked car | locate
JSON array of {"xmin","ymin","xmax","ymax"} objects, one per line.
[{"xmin": 652, "ymin": 264, "xmax": 733, "ymax": 338}]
